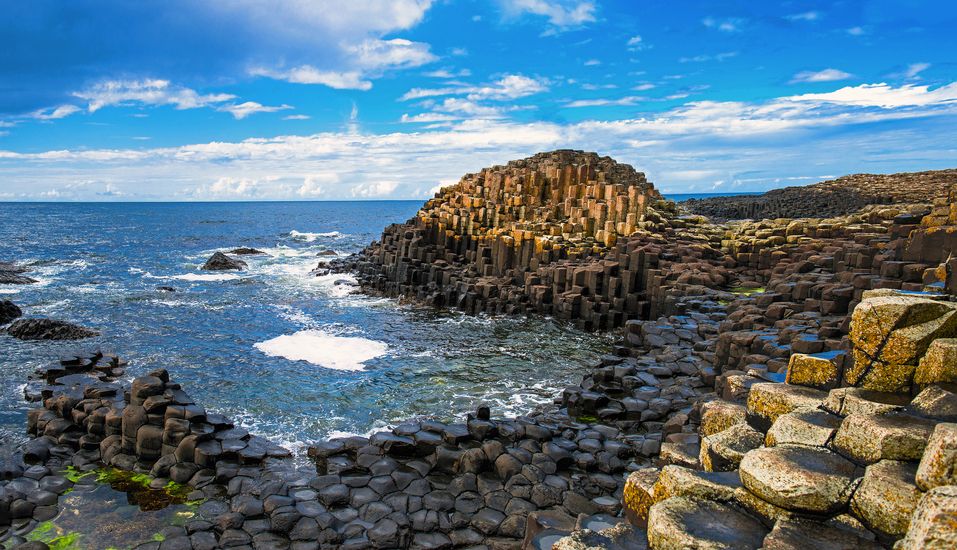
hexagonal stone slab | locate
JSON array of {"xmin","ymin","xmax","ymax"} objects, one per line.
[
  {"xmin": 915, "ymin": 338, "xmax": 957, "ymax": 391},
  {"xmin": 908, "ymin": 385, "xmax": 957, "ymax": 422},
  {"xmin": 832, "ymin": 412, "xmax": 937, "ymax": 465},
  {"xmin": 760, "ymin": 518, "xmax": 882, "ymax": 550},
  {"xmin": 765, "ymin": 406, "xmax": 842, "ymax": 448},
  {"xmin": 786, "ymin": 351, "xmax": 846, "ymax": 391},
  {"xmin": 699, "ymin": 400, "xmax": 747, "ymax": 438},
  {"xmin": 739, "ymin": 445, "xmax": 857, "ymax": 514},
  {"xmin": 647, "ymin": 497, "xmax": 768, "ymax": 550},
  {"xmin": 622, "ymin": 468, "xmax": 660, "ymax": 530},
  {"xmin": 651, "ymin": 465, "xmax": 741, "ymax": 504},
  {"xmin": 746, "ymin": 383, "xmax": 827, "ymax": 433},
  {"xmin": 850, "ymin": 460, "xmax": 921, "ymax": 540},
  {"xmin": 699, "ymin": 423, "xmax": 763, "ymax": 472}
]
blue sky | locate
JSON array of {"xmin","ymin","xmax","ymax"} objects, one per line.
[{"xmin": 1, "ymin": 0, "xmax": 955, "ymax": 201}]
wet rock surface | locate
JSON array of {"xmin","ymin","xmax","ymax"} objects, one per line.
[
  {"xmin": 0, "ymin": 300, "xmax": 22, "ymax": 325},
  {"xmin": 4, "ymin": 319, "xmax": 99, "ymax": 340},
  {"xmin": 201, "ymin": 251, "xmax": 247, "ymax": 271}
]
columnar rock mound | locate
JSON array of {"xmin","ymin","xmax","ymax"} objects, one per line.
[
  {"xmin": 0, "ymin": 261, "xmax": 38, "ymax": 284},
  {"xmin": 0, "ymin": 299, "xmax": 22, "ymax": 325},
  {"xmin": 201, "ymin": 251, "xmax": 247, "ymax": 271},
  {"xmin": 679, "ymin": 168, "xmax": 956, "ymax": 221},
  {"xmin": 5, "ymin": 318, "xmax": 99, "ymax": 340}
]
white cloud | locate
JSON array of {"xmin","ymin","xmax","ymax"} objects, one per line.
[
  {"xmin": 627, "ymin": 35, "xmax": 644, "ymax": 50},
  {"xmin": 423, "ymin": 68, "xmax": 472, "ymax": 78},
  {"xmin": 251, "ymin": 66, "xmax": 372, "ymax": 90},
  {"xmin": 584, "ymin": 59, "xmax": 601, "ymax": 66},
  {"xmin": 789, "ymin": 69, "xmax": 855, "ymax": 84},
  {"xmin": 786, "ymin": 11, "xmax": 820, "ymax": 21},
  {"xmin": 400, "ymin": 113, "xmax": 462, "ymax": 123},
  {"xmin": 0, "ymin": 121, "xmax": 17, "ymax": 127},
  {"xmin": 31, "ymin": 105, "xmax": 83, "ymax": 120},
  {"xmin": 251, "ymin": 38, "xmax": 436, "ymax": 91},
  {"xmin": 400, "ymin": 74, "xmax": 549, "ymax": 102},
  {"xmin": 298, "ymin": 175, "xmax": 337, "ymax": 197},
  {"xmin": 452, "ymin": 47, "xmax": 469, "ymax": 56},
  {"xmin": 703, "ymin": 17, "xmax": 745, "ymax": 32},
  {"xmin": 74, "ymin": 79, "xmax": 236, "ymax": 112},
  {"xmin": 565, "ymin": 96, "xmax": 644, "ymax": 108},
  {"xmin": 632, "ymin": 83, "xmax": 656, "ymax": 91},
  {"xmin": 847, "ymin": 27, "xmax": 865, "ymax": 35},
  {"xmin": 352, "ymin": 180, "xmax": 399, "ymax": 197},
  {"xmin": 887, "ymin": 63, "xmax": 931, "ymax": 79},
  {"xmin": 216, "ymin": 102, "xmax": 293, "ymax": 119},
  {"xmin": 283, "ymin": 115, "xmax": 312, "ymax": 120},
  {"xmin": 5, "ymin": 81, "xmax": 957, "ymax": 200},
  {"xmin": 501, "ymin": 0, "xmax": 597, "ymax": 31},
  {"xmin": 581, "ymin": 84, "xmax": 618, "ymax": 90}
]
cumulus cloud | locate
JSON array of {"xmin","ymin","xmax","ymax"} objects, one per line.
[
  {"xmin": 190, "ymin": 177, "xmax": 261, "ymax": 199},
  {"xmin": 283, "ymin": 115, "xmax": 311, "ymax": 120},
  {"xmin": 423, "ymin": 68, "xmax": 472, "ymax": 78},
  {"xmin": 499, "ymin": 0, "xmax": 597, "ymax": 33},
  {"xmin": 847, "ymin": 27, "xmax": 865, "ymax": 35},
  {"xmin": 250, "ymin": 67, "xmax": 372, "ymax": 90},
  {"xmin": 626, "ymin": 35, "xmax": 648, "ymax": 52},
  {"xmin": 298, "ymin": 174, "xmax": 338, "ymax": 197},
  {"xmin": 217, "ymin": 102, "xmax": 293, "ymax": 119},
  {"xmin": 565, "ymin": 96, "xmax": 644, "ymax": 107},
  {"xmin": 74, "ymin": 79, "xmax": 236, "ymax": 113},
  {"xmin": 352, "ymin": 180, "xmax": 399, "ymax": 197},
  {"xmin": 789, "ymin": 69, "xmax": 855, "ymax": 84}
]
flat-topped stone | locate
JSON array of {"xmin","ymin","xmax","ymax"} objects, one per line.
[
  {"xmin": 895, "ymin": 485, "xmax": 957, "ymax": 550},
  {"xmin": 907, "ymin": 385, "xmax": 957, "ymax": 422},
  {"xmin": 739, "ymin": 445, "xmax": 858, "ymax": 514},
  {"xmin": 786, "ymin": 351, "xmax": 846, "ymax": 391},
  {"xmin": 746, "ymin": 383, "xmax": 828, "ymax": 433},
  {"xmin": 648, "ymin": 497, "xmax": 768, "ymax": 550},
  {"xmin": 765, "ymin": 406, "xmax": 843, "ymax": 448},
  {"xmin": 832, "ymin": 412, "xmax": 937, "ymax": 465},
  {"xmin": 699, "ymin": 400, "xmax": 747, "ymax": 438},
  {"xmin": 915, "ymin": 338, "xmax": 957, "ymax": 391},
  {"xmin": 651, "ymin": 465, "xmax": 742, "ymax": 504},
  {"xmin": 699, "ymin": 423, "xmax": 763, "ymax": 472},
  {"xmin": 622, "ymin": 468, "xmax": 660, "ymax": 530},
  {"xmin": 760, "ymin": 518, "xmax": 883, "ymax": 550}
]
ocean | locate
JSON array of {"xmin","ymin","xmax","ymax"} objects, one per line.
[{"xmin": 0, "ymin": 201, "xmax": 614, "ymax": 458}]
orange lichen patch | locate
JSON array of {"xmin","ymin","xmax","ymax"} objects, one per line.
[
  {"xmin": 699, "ymin": 423, "xmax": 764, "ymax": 473},
  {"xmin": 622, "ymin": 468, "xmax": 660, "ymax": 529},
  {"xmin": 845, "ymin": 349, "xmax": 918, "ymax": 393},
  {"xmin": 894, "ymin": 486, "xmax": 957, "ymax": 549},
  {"xmin": 786, "ymin": 353, "xmax": 843, "ymax": 390}
]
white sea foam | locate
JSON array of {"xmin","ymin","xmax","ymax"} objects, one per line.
[
  {"xmin": 312, "ymin": 273, "xmax": 358, "ymax": 298},
  {"xmin": 173, "ymin": 273, "xmax": 242, "ymax": 282},
  {"xmin": 289, "ymin": 230, "xmax": 341, "ymax": 242},
  {"xmin": 254, "ymin": 330, "xmax": 388, "ymax": 371}
]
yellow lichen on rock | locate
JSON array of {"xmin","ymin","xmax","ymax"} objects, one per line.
[{"xmin": 915, "ymin": 338, "xmax": 957, "ymax": 390}]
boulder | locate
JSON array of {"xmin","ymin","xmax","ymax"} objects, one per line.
[
  {"xmin": 914, "ymin": 338, "xmax": 957, "ymax": 391},
  {"xmin": 201, "ymin": 251, "xmax": 247, "ymax": 271},
  {"xmin": 785, "ymin": 351, "xmax": 845, "ymax": 391},
  {"xmin": 647, "ymin": 497, "xmax": 768, "ymax": 550},
  {"xmin": 907, "ymin": 386, "xmax": 957, "ymax": 422},
  {"xmin": 6, "ymin": 319, "xmax": 99, "ymax": 340},
  {"xmin": 739, "ymin": 445, "xmax": 857, "ymax": 514},
  {"xmin": 0, "ymin": 300, "xmax": 22, "ymax": 325},
  {"xmin": 228, "ymin": 247, "xmax": 266, "ymax": 255},
  {"xmin": 651, "ymin": 465, "xmax": 741, "ymax": 504},
  {"xmin": 622, "ymin": 468, "xmax": 659, "ymax": 529},
  {"xmin": 699, "ymin": 400, "xmax": 747, "ymax": 438}
]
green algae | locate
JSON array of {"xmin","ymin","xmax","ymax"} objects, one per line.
[
  {"xmin": 729, "ymin": 286, "xmax": 766, "ymax": 295},
  {"xmin": 26, "ymin": 467, "xmax": 200, "ymax": 550}
]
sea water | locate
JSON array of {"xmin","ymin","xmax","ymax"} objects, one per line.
[{"xmin": 0, "ymin": 201, "xmax": 613, "ymax": 457}]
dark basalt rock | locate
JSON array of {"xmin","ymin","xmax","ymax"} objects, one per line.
[
  {"xmin": 0, "ymin": 269, "xmax": 37, "ymax": 285},
  {"xmin": 201, "ymin": 251, "xmax": 247, "ymax": 271},
  {"xmin": 1, "ymin": 300, "xmax": 22, "ymax": 325},
  {"xmin": 5, "ymin": 319, "xmax": 99, "ymax": 340},
  {"xmin": 229, "ymin": 247, "xmax": 267, "ymax": 256},
  {"xmin": 317, "ymin": 250, "xmax": 338, "ymax": 256}
]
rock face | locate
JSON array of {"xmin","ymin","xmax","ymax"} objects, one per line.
[
  {"xmin": 0, "ymin": 261, "xmax": 38, "ymax": 284},
  {"xmin": 0, "ymin": 299, "xmax": 22, "ymax": 325},
  {"xmin": 201, "ymin": 251, "xmax": 247, "ymax": 271},
  {"xmin": 228, "ymin": 247, "xmax": 266, "ymax": 255},
  {"xmin": 5, "ymin": 318, "xmax": 99, "ymax": 340}
]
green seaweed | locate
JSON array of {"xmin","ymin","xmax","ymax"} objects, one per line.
[
  {"xmin": 61, "ymin": 465, "xmax": 95, "ymax": 483},
  {"xmin": 577, "ymin": 415, "xmax": 598, "ymax": 423},
  {"xmin": 48, "ymin": 533, "xmax": 81, "ymax": 550},
  {"xmin": 728, "ymin": 286, "xmax": 766, "ymax": 295}
]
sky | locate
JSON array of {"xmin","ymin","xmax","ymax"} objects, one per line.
[{"xmin": 1, "ymin": 0, "xmax": 955, "ymax": 202}]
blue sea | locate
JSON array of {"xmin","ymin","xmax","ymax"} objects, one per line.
[{"xmin": 0, "ymin": 201, "xmax": 614, "ymax": 458}]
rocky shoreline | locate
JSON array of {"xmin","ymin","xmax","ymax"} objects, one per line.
[{"xmin": 3, "ymin": 150, "xmax": 957, "ymax": 549}]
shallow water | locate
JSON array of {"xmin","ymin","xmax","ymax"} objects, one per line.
[{"xmin": 0, "ymin": 202, "xmax": 611, "ymax": 455}]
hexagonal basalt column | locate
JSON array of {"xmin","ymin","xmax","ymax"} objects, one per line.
[{"xmin": 739, "ymin": 445, "xmax": 858, "ymax": 514}]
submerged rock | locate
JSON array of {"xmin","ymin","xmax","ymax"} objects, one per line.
[
  {"xmin": 201, "ymin": 251, "xmax": 247, "ymax": 271},
  {"xmin": 1, "ymin": 299, "xmax": 22, "ymax": 325},
  {"xmin": 229, "ymin": 247, "xmax": 267, "ymax": 255},
  {"xmin": 5, "ymin": 318, "xmax": 100, "ymax": 340}
]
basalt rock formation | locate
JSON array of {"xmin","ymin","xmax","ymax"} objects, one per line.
[
  {"xmin": 201, "ymin": 251, "xmax": 248, "ymax": 271},
  {"xmin": 0, "ymin": 300, "xmax": 21, "ymax": 326},
  {"xmin": 679, "ymin": 169, "xmax": 957, "ymax": 222}
]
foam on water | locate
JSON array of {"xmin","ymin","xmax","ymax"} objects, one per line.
[
  {"xmin": 254, "ymin": 330, "xmax": 388, "ymax": 371},
  {"xmin": 173, "ymin": 273, "xmax": 242, "ymax": 282},
  {"xmin": 288, "ymin": 230, "xmax": 342, "ymax": 242}
]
